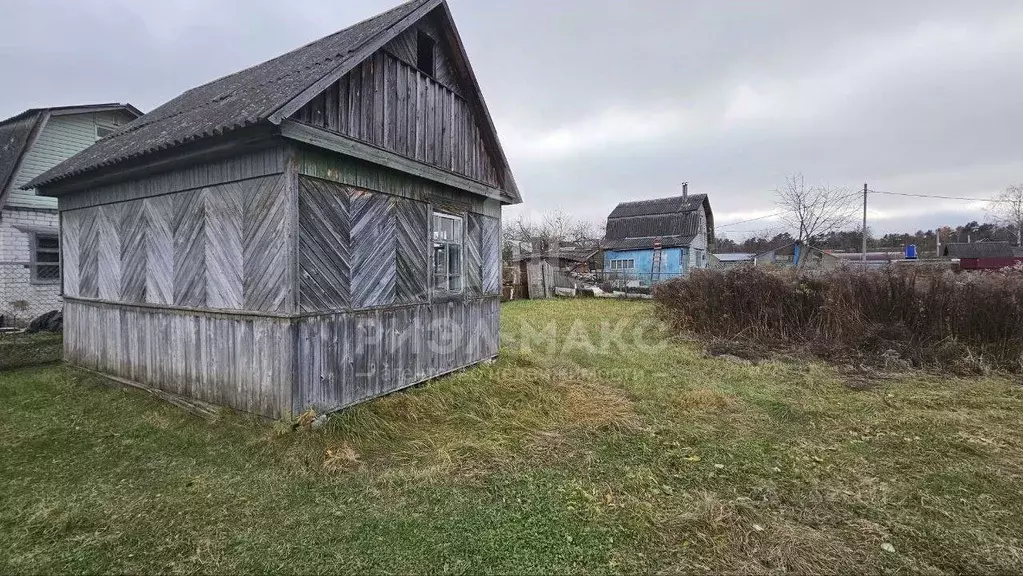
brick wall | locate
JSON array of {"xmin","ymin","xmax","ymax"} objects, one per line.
[{"xmin": 0, "ymin": 207, "xmax": 62, "ymax": 326}]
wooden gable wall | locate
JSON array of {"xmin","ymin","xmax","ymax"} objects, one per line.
[
  {"xmin": 290, "ymin": 23, "xmax": 502, "ymax": 189},
  {"xmin": 382, "ymin": 18, "xmax": 460, "ymax": 97}
]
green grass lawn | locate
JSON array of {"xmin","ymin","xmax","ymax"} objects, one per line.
[
  {"xmin": 2, "ymin": 299, "xmax": 1022, "ymax": 574},
  {"xmin": 0, "ymin": 331, "xmax": 63, "ymax": 370}
]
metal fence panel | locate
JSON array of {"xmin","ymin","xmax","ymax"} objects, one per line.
[{"xmin": 0, "ymin": 261, "xmax": 63, "ymax": 328}]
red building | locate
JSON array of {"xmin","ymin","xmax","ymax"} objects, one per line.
[{"xmin": 942, "ymin": 242, "xmax": 1023, "ymax": 270}]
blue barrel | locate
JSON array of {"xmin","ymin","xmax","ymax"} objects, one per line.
[{"xmin": 906, "ymin": 244, "xmax": 918, "ymax": 260}]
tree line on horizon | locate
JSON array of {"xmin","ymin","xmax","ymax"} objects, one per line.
[{"xmin": 714, "ymin": 220, "xmax": 1022, "ymax": 255}]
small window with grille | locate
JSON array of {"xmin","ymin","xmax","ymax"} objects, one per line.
[
  {"xmin": 32, "ymin": 234, "xmax": 60, "ymax": 284},
  {"xmin": 96, "ymin": 125, "xmax": 115, "ymax": 140}
]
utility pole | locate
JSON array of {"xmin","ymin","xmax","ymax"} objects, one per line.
[{"xmin": 862, "ymin": 183, "xmax": 868, "ymax": 263}]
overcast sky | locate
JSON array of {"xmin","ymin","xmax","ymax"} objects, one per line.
[{"xmin": 2, "ymin": 0, "xmax": 1022, "ymax": 238}]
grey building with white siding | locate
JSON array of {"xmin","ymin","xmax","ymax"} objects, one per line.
[
  {"xmin": 27, "ymin": 0, "xmax": 521, "ymax": 418},
  {"xmin": 0, "ymin": 104, "xmax": 141, "ymax": 326}
]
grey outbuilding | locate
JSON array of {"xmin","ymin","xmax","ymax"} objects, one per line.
[{"xmin": 27, "ymin": 0, "xmax": 521, "ymax": 418}]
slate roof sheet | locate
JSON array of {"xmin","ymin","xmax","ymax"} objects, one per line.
[{"xmin": 27, "ymin": 0, "xmax": 431, "ymax": 189}]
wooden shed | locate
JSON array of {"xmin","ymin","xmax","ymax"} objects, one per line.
[{"xmin": 26, "ymin": 0, "xmax": 521, "ymax": 418}]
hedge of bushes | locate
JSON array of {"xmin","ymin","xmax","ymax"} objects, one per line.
[{"xmin": 654, "ymin": 265, "xmax": 1023, "ymax": 372}]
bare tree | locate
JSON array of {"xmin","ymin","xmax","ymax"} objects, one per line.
[
  {"xmin": 503, "ymin": 210, "xmax": 602, "ymax": 257},
  {"xmin": 990, "ymin": 184, "xmax": 1023, "ymax": 246},
  {"xmin": 775, "ymin": 173, "xmax": 857, "ymax": 245}
]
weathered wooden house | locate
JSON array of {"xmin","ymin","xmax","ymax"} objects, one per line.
[
  {"xmin": 599, "ymin": 190, "xmax": 713, "ymax": 284},
  {"xmin": 0, "ymin": 104, "xmax": 141, "ymax": 326},
  {"xmin": 26, "ymin": 0, "xmax": 520, "ymax": 418}
]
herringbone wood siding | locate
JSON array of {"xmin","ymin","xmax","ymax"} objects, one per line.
[
  {"xmin": 97, "ymin": 205, "xmax": 123, "ymax": 302},
  {"xmin": 120, "ymin": 200, "xmax": 147, "ymax": 302},
  {"xmin": 62, "ymin": 175, "xmax": 292, "ymax": 312},
  {"xmin": 351, "ymin": 189, "xmax": 396, "ymax": 308},
  {"xmin": 145, "ymin": 195, "xmax": 175, "ymax": 305},
  {"xmin": 79, "ymin": 206, "xmax": 99, "ymax": 298},
  {"xmin": 205, "ymin": 183, "xmax": 245, "ymax": 310},
  {"xmin": 61, "ymin": 211, "xmax": 81, "ymax": 298},
  {"xmin": 299, "ymin": 177, "xmax": 351, "ymax": 312},
  {"xmin": 58, "ymin": 148, "xmax": 505, "ymax": 419},
  {"xmin": 173, "ymin": 189, "xmax": 206, "ymax": 308},
  {"xmin": 481, "ymin": 215, "xmax": 500, "ymax": 295},
  {"xmin": 466, "ymin": 213, "xmax": 482, "ymax": 295},
  {"xmin": 394, "ymin": 196, "xmax": 428, "ymax": 304},
  {"xmin": 244, "ymin": 176, "xmax": 292, "ymax": 313}
]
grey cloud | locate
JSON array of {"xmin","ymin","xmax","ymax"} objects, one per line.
[{"xmin": 1, "ymin": 0, "xmax": 1020, "ymax": 235}]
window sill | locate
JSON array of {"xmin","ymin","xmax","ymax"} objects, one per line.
[{"xmin": 431, "ymin": 291, "xmax": 466, "ymax": 304}]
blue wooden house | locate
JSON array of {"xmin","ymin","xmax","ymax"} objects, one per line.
[{"xmin": 600, "ymin": 190, "xmax": 713, "ymax": 284}]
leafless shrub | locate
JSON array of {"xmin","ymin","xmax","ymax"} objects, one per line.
[{"xmin": 654, "ymin": 266, "xmax": 1023, "ymax": 372}]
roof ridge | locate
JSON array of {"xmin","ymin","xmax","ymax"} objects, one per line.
[{"xmin": 174, "ymin": 0, "xmax": 429, "ymax": 108}]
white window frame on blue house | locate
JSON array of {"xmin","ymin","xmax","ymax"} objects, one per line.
[{"xmin": 609, "ymin": 258, "xmax": 635, "ymax": 271}]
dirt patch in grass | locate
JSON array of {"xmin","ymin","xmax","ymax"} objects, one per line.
[{"xmin": 705, "ymin": 339, "xmax": 768, "ymax": 364}]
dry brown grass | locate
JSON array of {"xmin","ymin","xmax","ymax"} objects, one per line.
[{"xmin": 674, "ymin": 388, "xmax": 741, "ymax": 413}]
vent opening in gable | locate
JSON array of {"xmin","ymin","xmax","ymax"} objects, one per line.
[{"xmin": 417, "ymin": 31, "xmax": 435, "ymax": 77}]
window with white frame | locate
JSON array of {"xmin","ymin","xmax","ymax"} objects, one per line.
[
  {"xmin": 432, "ymin": 212, "xmax": 463, "ymax": 293},
  {"xmin": 32, "ymin": 233, "xmax": 60, "ymax": 283},
  {"xmin": 608, "ymin": 258, "xmax": 635, "ymax": 271}
]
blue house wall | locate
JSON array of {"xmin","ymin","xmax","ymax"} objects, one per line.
[{"xmin": 604, "ymin": 248, "xmax": 685, "ymax": 282}]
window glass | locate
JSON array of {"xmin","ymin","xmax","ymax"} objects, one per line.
[
  {"xmin": 33, "ymin": 234, "xmax": 60, "ymax": 283},
  {"xmin": 432, "ymin": 212, "xmax": 463, "ymax": 293},
  {"xmin": 610, "ymin": 258, "xmax": 636, "ymax": 271}
]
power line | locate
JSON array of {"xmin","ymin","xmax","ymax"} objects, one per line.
[
  {"xmin": 718, "ymin": 226, "xmax": 784, "ymax": 235},
  {"xmin": 717, "ymin": 212, "xmax": 783, "ymax": 228},
  {"xmin": 868, "ymin": 189, "xmax": 998, "ymax": 203}
]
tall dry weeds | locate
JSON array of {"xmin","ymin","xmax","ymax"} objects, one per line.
[{"xmin": 654, "ymin": 265, "xmax": 1023, "ymax": 372}]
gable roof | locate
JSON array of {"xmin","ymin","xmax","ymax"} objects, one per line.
[
  {"xmin": 608, "ymin": 194, "xmax": 709, "ymax": 218},
  {"xmin": 0, "ymin": 103, "xmax": 142, "ymax": 207},
  {"xmin": 27, "ymin": 0, "xmax": 520, "ymax": 203},
  {"xmin": 0, "ymin": 113, "xmax": 42, "ymax": 200},
  {"xmin": 943, "ymin": 242, "xmax": 1016, "ymax": 259},
  {"xmin": 601, "ymin": 194, "xmax": 714, "ymax": 250}
]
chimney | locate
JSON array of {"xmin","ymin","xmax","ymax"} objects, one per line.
[{"xmin": 682, "ymin": 181, "xmax": 689, "ymax": 202}]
